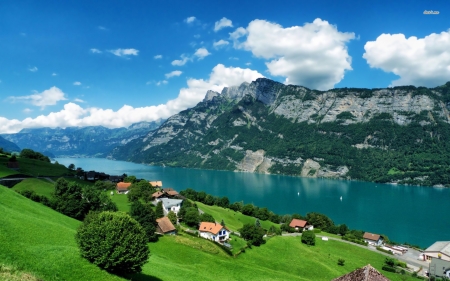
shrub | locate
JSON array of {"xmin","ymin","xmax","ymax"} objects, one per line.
[
  {"xmin": 75, "ymin": 211, "xmax": 149, "ymax": 274},
  {"xmin": 381, "ymin": 266, "xmax": 396, "ymax": 273},
  {"xmin": 337, "ymin": 258, "xmax": 345, "ymax": 266},
  {"xmin": 301, "ymin": 231, "xmax": 316, "ymax": 246},
  {"xmin": 376, "ymin": 246, "xmax": 393, "ymax": 255}
]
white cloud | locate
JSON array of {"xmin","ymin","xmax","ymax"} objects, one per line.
[
  {"xmin": 156, "ymin": 80, "xmax": 168, "ymax": 86},
  {"xmin": 98, "ymin": 26, "xmax": 108, "ymax": 31},
  {"xmin": 7, "ymin": 86, "xmax": 67, "ymax": 108},
  {"xmin": 23, "ymin": 108, "xmax": 32, "ymax": 113},
  {"xmin": 165, "ymin": 70, "xmax": 183, "ymax": 79},
  {"xmin": 213, "ymin": 39, "xmax": 229, "ymax": 49},
  {"xmin": 194, "ymin": 47, "xmax": 210, "ymax": 60},
  {"xmin": 231, "ymin": 19, "xmax": 354, "ymax": 90},
  {"xmin": 154, "ymin": 54, "xmax": 162, "ymax": 59},
  {"xmin": 229, "ymin": 57, "xmax": 239, "ymax": 60},
  {"xmin": 28, "ymin": 66, "xmax": 38, "ymax": 72},
  {"xmin": 363, "ymin": 30, "xmax": 450, "ymax": 87},
  {"xmin": 52, "ymin": 73, "xmax": 57, "ymax": 76},
  {"xmin": 90, "ymin": 48, "xmax": 102, "ymax": 54},
  {"xmin": 214, "ymin": 17, "xmax": 233, "ymax": 32},
  {"xmin": 73, "ymin": 81, "xmax": 82, "ymax": 86},
  {"xmin": 109, "ymin": 48, "xmax": 139, "ymax": 57},
  {"xmin": 0, "ymin": 65, "xmax": 263, "ymax": 134},
  {"xmin": 172, "ymin": 55, "xmax": 190, "ymax": 66},
  {"xmin": 185, "ymin": 16, "xmax": 196, "ymax": 24},
  {"xmin": 74, "ymin": 98, "xmax": 85, "ymax": 103}
]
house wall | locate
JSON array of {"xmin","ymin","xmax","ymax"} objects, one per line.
[
  {"xmin": 425, "ymin": 252, "xmax": 450, "ymax": 262},
  {"xmin": 364, "ymin": 238, "xmax": 383, "ymax": 246},
  {"xmin": 199, "ymin": 229, "xmax": 229, "ymax": 242}
]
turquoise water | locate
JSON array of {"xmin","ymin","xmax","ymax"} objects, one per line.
[{"xmin": 56, "ymin": 157, "xmax": 450, "ymax": 248}]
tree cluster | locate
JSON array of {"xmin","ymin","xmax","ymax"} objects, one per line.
[
  {"xmin": 239, "ymin": 223, "xmax": 266, "ymax": 246},
  {"xmin": 19, "ymin": 148, "xmax": 50, "ymax": 162},
  {"xmin": 127, "ymin": 180, "xmax": 156, "ymax": 203}
]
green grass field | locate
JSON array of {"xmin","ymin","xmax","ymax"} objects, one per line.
[
  {"xmin": 108, "ymin": 192, "xmax": 131, "ymax": 213},
  {"xmin": 1, "ymin": 185, "xmax": 416, "ymax": 281},
  {"xmin": 0, "ymin": 155, "xmax": 73, "ymax": 178},
  {"xmin": 0, "ymin": 155, "xmax": 19, "ymax": 177},
  {"xmin": 12, "ymin": 178, "xmax": 55, "ymax": 197},
  {"xmin": 195, "ymin": 201, "xmax": 280, "ymax": 232}
]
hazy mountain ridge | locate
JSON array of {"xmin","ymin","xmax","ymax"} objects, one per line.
[
  {"xmin": 111, "ymin": 78, "xmax": 450, "ymax": 186},
  {"xmin": 0, "ymin": 136, "xmax": 21, "ymax": 152},
  {"xmin": 1, "ymin": 120, "xmax": 164, "ymax": 157}
]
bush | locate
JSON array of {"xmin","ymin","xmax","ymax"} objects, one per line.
[
  {"xmin": 301, "ymin": 231, "xmax": 316, "ymax": 246},
  {"xmin": 337, "ymin": 258, "xmax": 345, "ymax": 266},
  {"xmin": 75, "ymin": 211, "xmax": 149, "ymax": 274},
  {"xmin": 381, "ymin": 265, "xmax": 396, "ymax": 273}
]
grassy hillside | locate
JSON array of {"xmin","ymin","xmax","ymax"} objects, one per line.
[
  {"xmin": 12, "ymin": 178, "xmax": 55, "ymax": 197},
  {"xmin": 196, "ymin": 201, "xmax": 280, "ymax": 231},
  {"xmin": 0, "ymin": 186, "xmax": 124, "ymax": 281},
  {"xmin": 0, "ymin": 155, "xmax": 73, "ymax": 178}
]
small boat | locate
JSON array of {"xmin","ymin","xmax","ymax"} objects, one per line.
[
  {"xmin": 297, "ymin": 192, "xmax": 300, "ymax": 196},
  {"xmin": 340, "ymin": 196, "xmax": 342, "ymax": 201}
]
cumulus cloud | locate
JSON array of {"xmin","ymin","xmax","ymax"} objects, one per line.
[
  {"xmin": 165, "ymin": 70, "xmax": 182, "ymax": 79},
  {"xmin": 109, "ymin": 48, "xmax": 139, "ymax": 57},
  {"xmin": 214, "ymin": 17, "xmax": 233, "ymax": 32},
  {"xmin": 28, "ymin": 66, "xmax": 38, "ymax": 72},
  {"xmin": 172, "ymin": 55, "xmax": 190, "ymax": 66},
  {"xmin": 185, "ymin": 16, "xmax": 196, "ymax": 24},
  {"xmin": 74, "ymin": 98, "xmax": 85, "ymax": 103},
  {"xmin": 0, "ymin": 64, "xmax": 263, "ymax": 134},
  {"xmin": 230, "ymin": 19, "xmax": 355, "ymax": 90},
  {"xmin": 7, "ymin": 86, "xmax": 67, "ymax": 108},
  {"xmin": 154, "ymin": 54, "xmax": 162, "ymax": 59},
  {"xmin": 213, "ymin": 39, "xmax": 229, "ymax": 49},
  {"xmin": 156, "ymin": 80, "xmax": 168, "ymax": 86},
  {"xmin": 194, "ymin": 47, "xmax": 211, "ymax": 60},
  {"xmin": 363, "ymin": 30, "xmax": 450, "ymax": 87},
  {"xmin": 90, "ymin": 48, "xmax": 102, "ymax": 54},
  {"xmin": 73, "ymin": 81, "xmax": 81, "ymax": 86}
]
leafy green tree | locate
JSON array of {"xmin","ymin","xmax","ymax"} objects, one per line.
[
  {"xmin": 220, "ymin": 219, "xmax": 225, "ymax": 227},
  {"xmin": 75, "ymin": 211, "xmax": 149, "ymax": 274},
  {"xmin": 204, "ymin": 194, "xmax": 215, "ymax": 206},
  {"xmin": 130, "ymin": 201, "xmax": 158, "ymax": 242},
  {"xmin": 255, "ymin": 218, "xmax": 261, "ymax": 228},
  {"xmin": 54, "ymin": 178, "xmax": 86, "ymax": 220},
  {"xmin": 183, "ymin": 207, "xmax": 200, "ymax": 227},
  {"xmin": 301, "ymin": 231, "xmax": 316, "ymax": 246},
  {"xmin": 178, "ymin": 200, "xmax": 194, "ymax": 219},
  {"xmin": 199, "ymin": 212, "xmax": 215, "ymax": 223},
  {"xmin": 239, "ymin": 224, "xmax": 266, "ymax": 246},
  {"xmin": 242, "ymin": 204, "xmax": 255, "ymax": 216},
  {"xmin": 124, "ymin": 175, "xmax": 137, "ymax": 183},
  {"xmin": 230, "ymin": 201, "xmax": 243, "ymax": 212},
  {"xmin": 68, "ymin": 163, "xmax": 75, "ymax": 170},
  {"xmin": 305, "ymin": 212, "xmax": 334, "ymax": 231},
  {"xmin": 337, "ymin": 258, "xmax": 345, "ymax": 266},
  {"xmin": 338, "ymin": 224, "xmax": 349, "ymax": 236},
  {"xmin": 218, "ymin": 196, "xmax": 230, "ymax": 208},
  {"xmin": 167, "ymin": 211, "xmax": 177, "ymax": 225},
  {"xmin": 82, "ymin": 187, "xmax": 118, "ymax": 213},
  {"xmin": 19, "ymin": 148, "xmax": 50, "ymax": 162},
  {"xmin": 155, "ymin": 201, "xmax": 164, "ymax": 218},
  {"xmin": 197, "ymin": 191, "xmax": 207, "ymax": 202}
]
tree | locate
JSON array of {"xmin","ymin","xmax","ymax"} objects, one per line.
[
  {"xmin": 167, "ymin": 211, "xmax": 177, "ymax": 225},
  {"xmin": 305, "ymin": 212, "xmax": 334, "ymax": 231},
  {"xmin": 338, "ymin": 224, "xmax": 349, "ymax": 236},
  {"xmin": 75, "ymin": 211, "xmax": 149, "ymax": 274},
  {"xmin": 155, "ymin": 201, "xmax": 164, "ymax": 218},
  {"xmin": 183, "ymin": 207, "xmax": 200, "ymax": 227},
  {"xmin": 255, "ymin": 218, "xmax": 261, "ymax": 228},
  {"xmin": 220, "ymin": 219, "xmax": 225, "ymax": 227},
  {"xmin": 204, "ymin": 194, "xmax": 215, "ymax": 206},
  {"xmin": 82, "ymin": 187, "xmax": 118, "ymax": 213},
  {"xmin": 337, "ymin": 258, "xmax": 345, "ymax": 266},
  {"xmin": 242, "ymin": 204, "xmax": 255, "ymax": 216},
  {"xmin": 130, "ymin": 201, "xmax": 158, "ymax": 242},
  {"xmin": 301, "ymin": 231, "xmax": 316, "ymax": 246},
  {"xmin": 218, "ymin": 196, "xmax": 230, "ymax": 208},
  {"xmin": 68, "ymin": 163, "xmax": 75, "ymax": 170},
  {"xmin": 199, "ymin": 212, "xmax": 215, "ymax": 223},
  {"xmin": 54, "ymin": 178, "xmax": 86, "ymax": 220},
  {"xmin": 124, "ymin": 175, "xmax": 137, "ymax": 183},
  {"xmin": 230, "ymin": 201, "xmax": 243, "ymax": 212},
  {"xmin": 239, "ymin": 224, "xmax": 266, "ymax": 246}
]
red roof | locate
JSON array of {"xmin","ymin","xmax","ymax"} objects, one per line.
[
  {"xmin": 116, "ymin": 182, "xmax": 131, "ymax": 191},
  {"xmin": 289, "ymin": 219, "xmax": 308, "ymax": 228},
  {"xmin": 152, "ymin": 191, "xmax": 165, "ymax": 198},
  {"xmin": 363, "ymin": 232, "xmax": 381, "ymax": 241},
  {"xmin": 199, "ymin": 222, "xmax": 226, "ymax": 235},
  {"xmin": 156, "ymin": 217, "xmax": 176, "ymax": 233}
]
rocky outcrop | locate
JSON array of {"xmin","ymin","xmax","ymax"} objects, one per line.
[{"xmin": 236, "ymin": 150, "xmax": 266, "ymax": 172}]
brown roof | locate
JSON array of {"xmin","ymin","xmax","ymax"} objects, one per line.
[
  {"xmin": 149, "ymin": 181, "xmax": 163, "ymax": 187},
  {"xmin": 162, "ymin": 188, "xmax": 175, "ymax": 192},
  {"xmin": 363, "ymin": 232, "xmax": 381, "ymax": 241},
  {"xmin": 152, "ymin": 191, "xmax": 165, "ymax": 198},
  {"xmin": 167, "ymin": 190, "xmax": 179, "ymax": 196},
  {"xmin": 199, "ymin": 222, "xmax": 226, "ymax": 235},
  {"xmin": 156, "ymin": 217, "xmax": 176, "ymax": 233},
  {"xmin": 116, "ymin": 182, "xmax": 131, "ymax": 191},
  {"xmin": 289, "ymin": 219, "xmax": 307, "ymax": 228},
  {"xmin": 332, "ymin": 264, "xmax": 390, "ymax": 281}
]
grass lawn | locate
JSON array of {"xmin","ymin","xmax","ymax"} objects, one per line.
[
  {"xmin": 0, "ymin": 185, "xmax": 125, "ymax": 281},
  {"xmin": 196, "ymin": 201, "xmax": 280, "ymax": 232},
  {"xmin": 12, "ymin": 178, "xmax": 55, "ymax": 197},
  {"xmin": 18, "ymin": 158, "xmax": 73, "ymax": 177},
  {"xmin": 108, "ymin": 192, "xmax": 131, "ymax": 213}
]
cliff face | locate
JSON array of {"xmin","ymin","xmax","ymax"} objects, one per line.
[{"xmin": 111, "ymin": 78, "xmax": 450, "ymax": 186}]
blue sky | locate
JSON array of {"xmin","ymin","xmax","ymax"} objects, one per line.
[{"xmin": 1, "ymin": 0, "xmax": 449, "ymax": 133}]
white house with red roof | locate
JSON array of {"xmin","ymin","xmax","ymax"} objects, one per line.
[
  {"xmin": 198, "ymin": 222, "xmax": 229, "ymax": 243},
  {"xmin": 363, "ymin": 232, "xmax": 384, "ymax": 246},
  {"xmin": 289, "ymin": 219, "xmax": 314, "ymax": 231},
  {"xmin": 116, "ymin": 182, "xmax": 132, "ymax": 194}
]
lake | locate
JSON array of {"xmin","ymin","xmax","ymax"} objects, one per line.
[{"xmin": 55, "ymin": 157, "xmax": 450, "ymax": 248}]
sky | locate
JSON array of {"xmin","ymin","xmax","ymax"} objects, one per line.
[{"xmin": 1, "ymin": 0, "xmax": 449, "ymax": 134}]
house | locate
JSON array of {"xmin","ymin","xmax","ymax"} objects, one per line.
[
  {"xmin": 332, "ymin": 264, "xmax": 390, "ymax": 281},
  {"xmin": 116, "ymin": 182, "xmax": 132, "ymax": 194},
  {"xmin": 152, "ymin": 191, "xmax": 166, "ymax": 201},
  {"xmin": 162, "ymin": 188, "xmax": 175, "ymax": 193},
  {"xmin": 160, "ymin": 198, "xmax": 183, "ymax": 215},
  {"xmin": 109, "ymin": 175, "xmax": 123, "ymax": 183},
  {"xmin": 429, "ymin": 258, "xmax": 450, "ymax": 278},
  {"xmin": 363, "ymin": 232, "xmax": 383, "ymax": 246},
  {"xmin": 156, "ymin": 217, "xmax": 176, "ymax": 235},
  {"xmin": 86, "ymin": 171, "xmax": 96, "ymax": 181},
  {"xmin": 423, "ymin": 241, "xmax": 450, "ymax": 261},
  {"xmin": 166, "ymin": 190, "xmax": 179, "ymax": 197},
  {"xmin": 289, "ymin": 219, "xmax": 314, "ymax": 231},
  {"xmin": 149, "ymin": 181, "xmax": 163, "ymax": 188},
  {"xmin": 199, "ymin": 222, "xmax": 229, "ymax": 243}
]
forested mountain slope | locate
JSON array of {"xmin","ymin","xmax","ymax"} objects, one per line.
[{"xmin": 113, "ymin": 78, "xmax": 450, "ymax": 186}]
